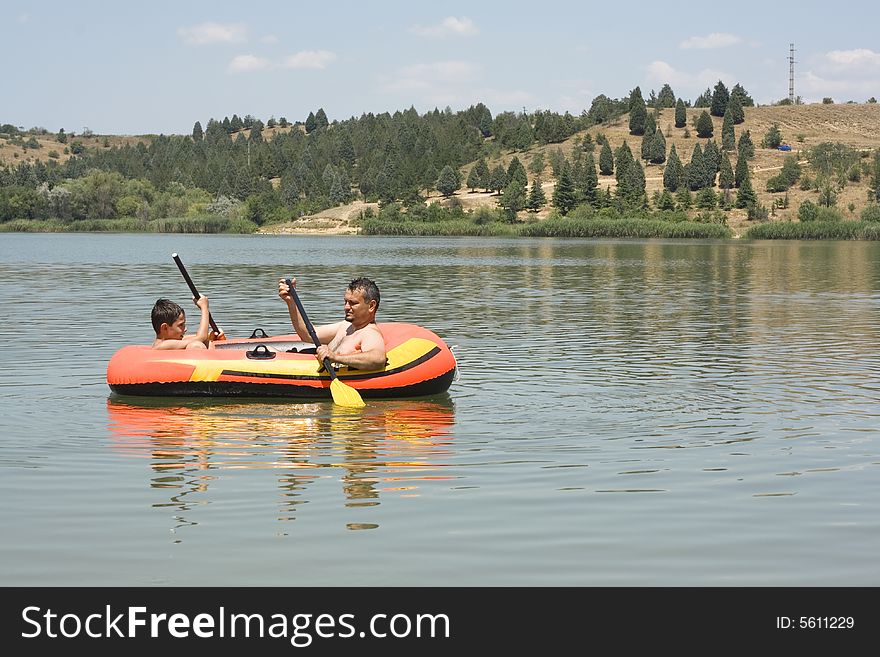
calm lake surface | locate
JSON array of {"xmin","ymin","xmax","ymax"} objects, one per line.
[{"xmin": 1, "ymin": 232, "xmax": 878, "ymax": 586}]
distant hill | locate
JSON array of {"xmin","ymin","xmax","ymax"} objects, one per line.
[{"xmin": 3, "ymin": 103, "xmax": 879, "ymax": 237}]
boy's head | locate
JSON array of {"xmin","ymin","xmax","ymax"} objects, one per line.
[{"xmin": 151, "ymin": 298, "xmax": 185, "ymax": 337}]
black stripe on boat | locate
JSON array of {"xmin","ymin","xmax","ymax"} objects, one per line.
[{"xmin": 109, "ymin": 369, "xmax": 456, "ymax": 399}]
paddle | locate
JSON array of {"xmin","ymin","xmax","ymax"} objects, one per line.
[
  {"xmin": 171, "ymin": 253, "xmax": 220, "ymax": 335},
  {"xmin": 285, "ymin": 278, "xmax": 365, "ymax": 408}
]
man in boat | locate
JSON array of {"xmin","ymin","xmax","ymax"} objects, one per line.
[{"xmin": 277, "ymin": 277, "xmax": 387, "ymax": 370}]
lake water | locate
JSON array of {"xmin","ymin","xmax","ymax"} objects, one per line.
[{"xmin": 0, "ymin": 232, "xmax": 878, "ymax": 586}]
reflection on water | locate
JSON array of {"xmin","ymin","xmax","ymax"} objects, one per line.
[{"xmin": 107, "ymin": 396, "xmax": 455, "ymax": 533}]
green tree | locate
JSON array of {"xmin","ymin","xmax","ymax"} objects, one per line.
[
  {"xmin": 762, "ymin": 124, "xmax": 782, "ymax": 149},
  {"xmin": 687, "ymin": 143, "xmax": 707, "ymax": 191},
  {"xmin": 629, "ymin": 87, "xmax": 647, "ymax": 135},
  {"xmin": 527, "ymin": 177, "xmax": 546, "ymax": 211},
  {"xmin": 614, "ymin": 142, "xmax": 635, "ymax": 187},
  {"xmin": 305, "ymin": 111, "xmax": 317, "ymax": 134},
  {"xmin": 818, "ymin": 183, "xmax": 837, "ymax": 207},
  {"xmin": 474, "ymin": 158, "xmax": 490, "ymax": 189},
  {"xmin": 734, "ymin": 152, "xmax": 749, "ymax": 188},
  {"xmin": 192, "ymin": 121, "xmax": 203, "ymax": 142},
  {"xmin": 718, "ymin": 153, "xmax": 735, "ymax": 190},
  {"xmin": 648, "ymin": 131, "xmax": 667, "ymax": 164},
  {"xmin": 315, "ymin": 108, "xmax": 329, "ymax": 130},
  {"xmin": 721, "ymin": 107, "xmax": 735, "ymax": 151},
  {"xmin": 489, "ymin": 164, "xmax": 508, "ymax": 194},
  {"xmin": 730, "ymin": 83, "xmax": 754, "ymax": 107},
  {"xmin": 655, "ymin": 189, "xmax": 676, "ymax": 210},
  {"xmin": 599, "ymin": 142, "xmax": 614, "ymax": 175},
  {"xmin": 552, "ymin": 164, "xmax": 577, "ymax": 215},
  {"xmin": 507, "ymin": 156, "xmax": 528, "ymax": 188},
  {"xmin": 657, "ymin": 83, "xmax": 676, "ymax": 108},
  {"xmin": 578, "ymin": 152, "xmax": 599, "ymax": 205},
  {"xmin": 663, "ymin": 144, "xmax": 684, "ymax": 192},
  {"xmin": 674, "ymin": 98, "xmax": 687, "ymax": 128},
  {"xmin": 640, "ymin": 113, "xmax": 657, "ymax": 160},
  {"xmin": 696, "ymin": 186, "xmax": 717, "ymax": 209},
  {"xmin": 735, "ymin": 168, "xmax": 757, "ymax": 208},
  {"xmin": 696, "ymin": 111, "xmax": 714, "ymax": 138},
  {"xmin": 437, "ymin": 165, "xmax": 459, "ymax": 197},
  {"xmin": 710, "ymin": 80, "xmax": 730, "ymax": 117},
  {"xmin": 499, "ymin": 179, "xmax": 527, "ymax": 219},
  {"xmin": 728, "ymin": 93, "xmax": 744, "ymax": 124},
  {"xmin": 466, "ymin": 166, "xmax": 482, "ymax": 191},
  {"xmin": 738, "ymin": 130, "xmax": 755, "ymax": 158}
]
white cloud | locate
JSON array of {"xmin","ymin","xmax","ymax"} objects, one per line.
[
  {"xmin": 823, "ymin": 48, "xmax": 880, "ymax": 70},
  {"xmin": 283, "ymin": 50, "xmax": 337, "ymax": 69},
  {"xmin": 228, "ymin": 54, "xmax": 270, "ymax": 73},
  {"xmin": 178, "ymin": 22, "xmax": 247, "ymax": 45},
  {"xmin": 799, "ymin": 48, "xmax": 880, "ymax": 101},
  {"xmin": 679, "ymin": 32, "xmax": 742, "ymax": 50},
  {"xmin": 410, "ymin": 16, "xmax": 478, "ymax": 38},
  {"xmin": 383, "ymin": 60, "xmax": 480, "ymax": 94}
]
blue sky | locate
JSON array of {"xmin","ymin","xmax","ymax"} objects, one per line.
[{"xmin": 4, "ymin": 0, "xmax": 878, "ymax": 135}]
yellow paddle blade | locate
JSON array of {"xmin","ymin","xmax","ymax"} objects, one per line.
[{"xmin": 330, "ymin": 378, "xmax": 366, "ymax": 408}]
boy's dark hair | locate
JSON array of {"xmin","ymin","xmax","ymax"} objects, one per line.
[
  {"xmin": 348, "ymin": 277, "xmax": 380, "ymax": 309},
  {"xmin": 151, "ymin": 298, "xmax": 184, "ymax": 334}
]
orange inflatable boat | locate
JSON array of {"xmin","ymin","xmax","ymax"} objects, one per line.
[{"xmin": 107, "ymin": 322, "xmax": 456, "ymax": 399}]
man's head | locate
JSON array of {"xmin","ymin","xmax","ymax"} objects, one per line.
[
  {"xmin": 344, "ymin": 277, "xmax": 380, "ymax": 326},
  {"xmin": 151, "ymin": 298, "xmax": 186, "ymax": 338}
]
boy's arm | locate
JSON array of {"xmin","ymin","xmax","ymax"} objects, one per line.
[{"xmin": 193, "ymin": 296, "xmax": 211, "ymax": 344}]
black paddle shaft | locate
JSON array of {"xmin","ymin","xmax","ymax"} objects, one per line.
[
  {"xmin": 172, "ymin": 253, "xmax": 220, "ymax": 334},
  {"xmin": 285, "ymin": 278, "xmax": 339, "ymax": 381}
]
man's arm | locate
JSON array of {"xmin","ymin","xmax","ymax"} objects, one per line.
[{"xmin": 278, "ymin": 277, "xmax": 340, "ymax": 343}]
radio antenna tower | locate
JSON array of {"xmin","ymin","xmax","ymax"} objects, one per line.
[{"xmin": 788, "ymin": 43, "xmax": 796, "ymax": 104}]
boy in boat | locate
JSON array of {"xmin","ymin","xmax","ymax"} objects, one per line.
[
  {"xmin": 151, "ymin": 297, "xmax": 225, "ymax": 350},
  {"xmin": 277, "ymin": 277, "xmax": 386, "ymax": 370}
]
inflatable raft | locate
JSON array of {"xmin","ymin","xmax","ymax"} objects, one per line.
[{"xmin": 107, "ymin": 322, "xmax": 456, "ymax": 399}]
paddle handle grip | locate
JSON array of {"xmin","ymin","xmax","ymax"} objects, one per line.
[
  {"xmin": 172, "ymin": 253, "xmax": 220, "ymax": 334},
  {"xmin": 285, "ymin": 278, "xmax": 338, "ymax": 381}
]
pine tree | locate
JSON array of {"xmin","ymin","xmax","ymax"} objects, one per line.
[
  {"xmin": 437, "ymin": 165, "xmax": 459, "ymax": 197},
  {"xmin": 738, "ymin": 130, "xmax": 755, "ymax": 159},
  {"xmin": 329, "ymin": 175, "xmax": 348, "ymax": 204},
  {"xmin": 599, "ymin": 142, "xmax": 614, "ymax": 175},
  {"xmin": 552, "ymin": 164, "xmax": 577, "ymax": 215},
  {"xmin": 507, "ymin": 156, "xmax": 528, "ymax": 187},
  {"xmin": 687, "ymin": 143, "xmax": 706, "ymax": 191},
  {"xmin": 305, "ymin": 112, "xmax": 317, "ymax": 134},
  {"xmin": 730, "ymin": 83, "xmax": 755, "ymax": 107},
  {"xmin": 466, "ymin": 166, "xmax": 481, "ymax": 192},
  {"xmin": 658, "ymin": 84, "xmax": 676, "ymax": 108},
  {"xmin": 581, "ymin": 153, "xmax": 599, "ymax": 206},
  {"xmin": 703, "ymin": 140, "xmax": 720, "ymax": 186},
  {"xmin": 721, "ymin": 107, "xmax": 736, "ymax": 152},
  {"xmin": 735, "ymin": 170, "xmax": 757, "ymax": 208},
  {"xmin": 489, "ymin": 164, "xmax": 508, "ymax": 194},
  {"xmin": 696, "ymin": 111, "xmax": 714, "ymax": 138},
  {"xmin": 640, "ymin": 113, "xmax": 657, "ymax": 160},
  {"xmin": 871, "ymin": 151, "xmax": 880, "ymax": 203},
  {"xmin": 315, "ymin": 108, "xmax": 329, "ymax": 130},
  {"xmin": 474, "ymin": 158, "xmax": 490, "ymax": 189},
  {"xmin": 500, "ymin": 179, "xmax": 527, "ymax": 219},
  {"xmin": 192, "ymin": 121, "xmax": 203, "ymax": 142},
  {"xmin": 649, "ymin": 131, "xmax": 667, "ymax": 164},
  {"xmin": 734, "ymin": 152, "xmax": 749, "ymax": 188},
  {"xmin": 629, "ymin": 87, "xmax": 647, "ymax": 135},
  {"xmin": 719, "ymin": 153, "xmax": 735, "ymax": 190},
  {"xmin": 527, "ymin": 177, "xmax": 547, "ymax": 211},
  {"xmin": 663, "ymin": 144, "xmax": 684, "ymax": 192},
  {"xmin": 728, "ymin": 93, "xmax": 744, "ymax": 124},
  {"xmin": 614, "ymin": 142, "xmax": 635, "ymax": 187},
  {"xmin": 710, "ymin": 80, "xmax": 730, "ymax": 117},
  {"xmin": 674, "ymin": 98, "xmax": 687, "ymax": 128}
]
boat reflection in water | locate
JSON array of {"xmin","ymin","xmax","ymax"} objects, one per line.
[{"xmin": 106, "ymin": 395, "xmax": 455, "ymax": 532}]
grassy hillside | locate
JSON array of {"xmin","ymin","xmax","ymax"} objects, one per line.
[{"xmin": 4, "ymin": 103, "xmax": 879, "ymax": 238}]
